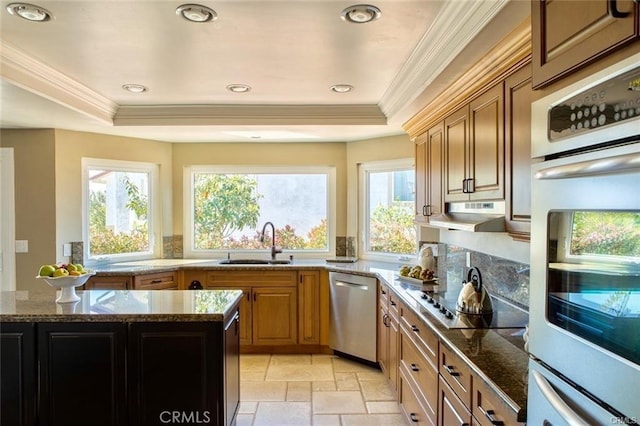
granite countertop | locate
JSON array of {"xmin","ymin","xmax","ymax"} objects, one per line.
[{"xmin": 0, "ymin": 289, "xmax": 243, "ymax": 323}]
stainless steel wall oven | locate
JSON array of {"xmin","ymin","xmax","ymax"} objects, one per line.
[{"xmin": 528, "ymin": 51, "xmax": 640, "ymax": 425}]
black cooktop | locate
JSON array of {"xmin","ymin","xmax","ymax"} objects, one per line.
[{"xmin": 402, "ymin": 282, "xmax": 529, "ymax": 330}]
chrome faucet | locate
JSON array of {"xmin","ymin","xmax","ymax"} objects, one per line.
[{"xmin": 259, "ymin": 221, "xmax": 282, "ymax": 260}]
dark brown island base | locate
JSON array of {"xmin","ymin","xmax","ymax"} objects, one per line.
[{"xmin": 0, "ymin": 289, "xmax": 243, "ymax": 426}]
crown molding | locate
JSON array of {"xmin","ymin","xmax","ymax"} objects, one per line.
[
  {"xmin": 113, "ymin": 104, "xmax": 387, "ymax": 126},
  {"xmin": 402, "ymin": 18, "xmax": 532, "ymax": 139},
  {"xmin": 379, "ymin": 0, "xmax": 510, "ymax": 120},
  {"xmin": 0, "ymin": 40, "xmax": 117, "ymax": 124}
]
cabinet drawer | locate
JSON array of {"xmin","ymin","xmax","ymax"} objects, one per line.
[
  {"xmin": 388, "ymin": 291, "xmax": 400, "ymax": 320},
  {"xmin": 84, "ymin": 275, "xmax": 131, "ymax": 290},
  {"xmin": 439, "ymin": 344, "xmax": 472, "ymax": 410},
  {"xmin": 399, "ymin": 367, "xmax": 436, "ymax": 426},
  {"xmin": 207, "ymin": 271, "xmax": 297, "ymax": 286},
  {"xmin": 399, "ymin": 332, "xmax": 438, "ymax": 421},
  {"xmin": 400, "ymin": 304, "xmax": 438, "ymax": 368},
  {"xmin": 439, "ymin": 375, "xmax": 472, "ymax": 426},
  {"xmin": 472, "ymin": 376, "xmax": 519, "ymax": 426},
  {"xmin": 379, "ymin": 283, "xmax": 390, "ymax": 309},
  {"xmin": 133, "ymin": 272, "xmax": 177, "ymax": 290}
]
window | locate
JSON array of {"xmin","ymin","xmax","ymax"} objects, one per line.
[
  {"xmin": 82, "ymin": 159, "xmax": 159, "ymax": 262},
  {"xmin": 184, "ymin": 166, "xmax": 335, "ymax": 257},
  {"xmin": 360, "ymin": 159, "xmax": 416, "ymax": 259}
]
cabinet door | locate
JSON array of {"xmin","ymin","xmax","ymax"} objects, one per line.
[
  {"xmin": 439, "ymin": 376, "xmax": 472, "ymax": 426},
  {"xmin": 444, "ymin": 105, "xmax": 470, "ymax": 202},
  {"xmin": 388, "ymin": 313, "xmax": 399, "ymax": 394},
  {"xmin": 469, "ymin": 84, "xmax": 504, "ymax": 201},
  {"xmin": 133, "ymin": 271, "xmax": 178, "ymax": 290},
  {"xmin": 206, "ymin": 284, "xmax": 252, "ymax": 346},
  {"xmin": 415, "ymin": 137, "xmax": 428, "ymax": 223},
  {"xmin": 426, "ymin": 121, "xmax": 444, "ymax": 217},
  {"xmin": 378, "ymin": 304, "xmax": 390, "ymax": 375},
  {"xmin": 532, "ymin": 0, "xmax": 638, "ymax": 88},
  {"xmin": 252, "ymin": 287, "xmax": 297, "ymax": 345},
  {"xmin": 38, "ymin": 322, "xmax": 127, "ymax": 426},
  {"xmin": 505, "ymin": 65, "xmax": 534, "ymax": 241},
  {"xmin": 84, "ymin": 275, "xmax": 131, "ymax": 290},
  {"xmin": 398, "ymin": 367, "xmax": 435, "ymax": 426},
  {"xmin": 298, "ymin": 271, "xmax": 320, "ymax": 345},
  {"xmin": 0, "ymin": 323, "xmax": 36, "ymax": 426},
  {"xmin": 224, "ymin": 312, "xmax": 240, "ymax": 426}
]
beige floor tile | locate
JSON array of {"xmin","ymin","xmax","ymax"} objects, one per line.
[
  {"xmin": 341, "ymin": 413, "xmax": 407, "ymax": 425},
  {"xmin": 333, "ymin": 357, "xmax": 380, "ymax": 374},
  {"xmin": 366, "ymin": 401, "xmax": 401, "ymax": 414},
  {"xmin": 312, "ymin": 381, "xmax": 337, "ymax": 392},
  {"xmin": 287, "ymin": 381, "xmax": 312, "ymax": 401},
  {"xmin": 270, "ymin": 354, "xmax": 312, "ymax": 365},
  {"xmin": 312, "ymin": 391, "xmax": 367, "ymax": 414},
  {"xmin": 359, "ymin": 380, "xmax": 397, "ymax": 401},
  {"xmin": 239, "ymin": 401, "xmax": 258, "ymax": 414},
  {"xmin": 266, "ymin": 364, "xmax": 334, "ymax": 381},
  {"xmin": 241, "ymin": 370, "xmax": 267, "ymax": 381},
  {"xmin": 312, "ymin": 414, "xmax": 341, "ymax": 426},
  {"xmin": 356, "ymin": 370, "xmax": 387, "ymax": 381},
  {"xmin": 253, "ymin": 402, "xmax": 311, "ymax": 426},
  {"xmin": 235, "ymin": 413, "xmax": 254, "ymax": 426},
  {"xmin": 335, "ymin": 372, "xmax": 360, "ymax": 391},
  {"xmin": 241, "ymin": 381, "xmax": 287, "ymax": 401},
  {"xmin": 311, "ymin": 354, "xmax": 336, "ymax": 365},
  {"xmin": 240, "ymin": 354, "xmax": 271, "ymax": 371}
]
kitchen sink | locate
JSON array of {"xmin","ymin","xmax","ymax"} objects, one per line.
[{"xmin": 218, "ymin": 259, "xmax": 291, "ymax": 265}]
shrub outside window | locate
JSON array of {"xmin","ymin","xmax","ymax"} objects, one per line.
[
  {"xmin": 184, "ymin": 166, "xmax": 335, "ymax": 257},
  {"xmin": 360, "ymin": 159, "xmax": 416, "ymax": 259},
  {"xmin": 83, "ymin": 159, "xmax": 159, "ymax": 262}
]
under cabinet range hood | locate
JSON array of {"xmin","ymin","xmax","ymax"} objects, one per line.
[{"xmin": 427, "ymin": 201, "xmax": 506, "ymax": 232}]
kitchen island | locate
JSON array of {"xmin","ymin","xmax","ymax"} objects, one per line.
[{"xmin": 0, "ymin": 289, "xmax": 242, "ymax": 426}]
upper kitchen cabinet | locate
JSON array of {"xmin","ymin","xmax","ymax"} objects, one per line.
[
  {"xmin": 444, "ymin": 84, "xmax": 504, "ymax": 203},
  {"xmin": 414, "ymin": 122, "xmax": 444, "ymax": 223},
  {"xmin": 532, "ymin": 0, "xmax": 639, "ymax": 88}
]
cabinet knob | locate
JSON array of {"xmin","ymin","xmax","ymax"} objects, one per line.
[
  {"xmin": 608, "ymin": 0, "xmax": 631, "ymax": 18},
  {"xmin": 411, "ymin": 325, "xmax": 419, "ymax": 333},
  {"xmin": 479, "ymin": 406, "xmax": 504, "ymax": 425},
  {"xmin": 410, "ymin": 363, "xmax": 419, "ymax": 372},
  {"xmin": 409, "ymin": 413, "xmax": 419, "ymax": 423},
  {"xmin": 444, "ymin": 365, "xmax": 460, "ymax": 376}
]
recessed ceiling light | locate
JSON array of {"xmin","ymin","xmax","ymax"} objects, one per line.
[
  {"xmin": 6, "ymin": 3, "xmax": 52, "ymax": 22},
  {"xmin": 340, "ymin": 4, "xmax": 381, "ymax": 24},
  {"xmin": 176, "ymin": 4, "xmax": 217, "ymax": 23},
  {"xmin": 330, "ymin": 84, "xmax": 354, "ymax": 93},
  {"xmin": 226, "ymin": 84, "xmax": 251, "ymax": 93},
  {"xmin": 122, "ymin": 84, "xmax": 148, "ymax": 93}
]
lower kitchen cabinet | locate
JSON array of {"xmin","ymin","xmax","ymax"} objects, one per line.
[
  {"xmin": 472, "ymin": 373, "xmax": 519, "ymax": 426},
  {"xmin": 399, "ymin": 366, "xmax": 435, "ymax": 426},
  {"xmin": 439, "ymin": 375, "xmax": 472, "ymax": 426},
  {"xmin": 377, "ymin": 282, "xmax": 399, "ymax": 392},
  {"xmin": 84, "ymin": 275, "xmax": 132, "ymax": 290},
  {"xmin": 0, "ymin": 323, "xmax": 36, "ymax": 426},
  {"xmin": 132, "ymin": 271, "xmax": 178, "ymax": 290},
  {"xmin": 298, "ymin": 270, "xmax": 321, "ymax": 345}
]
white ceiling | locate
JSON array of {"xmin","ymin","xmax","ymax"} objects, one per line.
[{"xmin": 0, "ymin": 0, "xmax": 528, "ymax": 143}]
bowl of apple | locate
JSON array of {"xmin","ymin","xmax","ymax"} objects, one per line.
[{"xmin": 36, "ymin": 263, "xmax": 95, "ymax": 303}]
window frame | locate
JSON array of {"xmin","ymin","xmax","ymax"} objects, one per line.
[
  {"xmin": 358, "ymin": 158, "xmax": 417, "ymax": 262},
  {"xmin": 183, "ymin": 165, "xmax": 336, "ymax": 259},
  {"xmin": 82, "ymin": 158, "xmax": 161, "ymax": 264}
]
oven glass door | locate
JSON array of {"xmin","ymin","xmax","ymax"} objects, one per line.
[{"xmin": 546, "ymin": 210, "xmax": 640, "ymax": 365}]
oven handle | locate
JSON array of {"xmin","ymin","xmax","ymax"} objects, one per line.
[
  {"xmin": 535, "ymin": 152, "xmax": 640, "ymax": 180},
  {"xmin": 532, "ymin": 370, "xmax": 591, "ymax": 426}
]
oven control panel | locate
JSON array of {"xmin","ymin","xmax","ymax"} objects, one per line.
[{"xmin": 549, "ymin": 63, "xmax": 640, "ymax": 141}]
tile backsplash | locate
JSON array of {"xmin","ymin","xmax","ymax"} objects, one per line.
[{"xmin": 438, "ymin": 243, "xmax": 529, "ymax": 309}]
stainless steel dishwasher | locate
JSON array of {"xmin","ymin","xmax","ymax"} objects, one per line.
[{"xmin": 329, "ymin": 272, "xmax": 378, "ymax": 363}]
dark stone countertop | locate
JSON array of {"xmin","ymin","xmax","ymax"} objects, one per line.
[{"xmin": 0, "ymin": 289, "xmax": 243, "ymax": 323}]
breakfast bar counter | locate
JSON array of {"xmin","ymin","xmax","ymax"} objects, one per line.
[{"xmin": 0, "ymin": 289, "xmax": 243, "ymax": 426}]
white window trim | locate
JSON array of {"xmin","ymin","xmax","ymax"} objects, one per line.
[
  {"xmin": 183, "ymin": 165, "xmax": 336, "ymax": 259},
  {"xmin": 358, "ymin": 158, "xmax": 417, "ymax": 262},
  {"xmin": 82, "ymin": 158, "xmax": 161, "ymax": 265}
]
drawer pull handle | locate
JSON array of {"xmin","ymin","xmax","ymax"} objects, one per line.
[
  {"xmin": 409, "ymin": 413, "xmax": 419, "ymax": 423},
  {"xmin": 444, "ymin": 365, "xmax": 459, "ymax": 376},
  {"xmin": 381, "ymin": 290, "xmax": 386, "ymax": 295},
  {"xmin": 479, "ymin": 406, "xmax": 504, "ymax": 425},
  {"xmin": 150, "ymin": 279, "xmax": 162, "ymax": 284},
  {"xmin": 411, "ymin": 325, "xmax": 419, "ymax": 333},
  {"xmin": 410, "ymin": 363, "xmax": 419, "ymax": 372},
  {"xmin": 390, "ymin": 301, "xmax": 396, "ymax": 306}
]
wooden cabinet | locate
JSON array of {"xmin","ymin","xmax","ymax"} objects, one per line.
[
  {"xmin": 0, "ymin": 323, "xmax": 36, "ymax": 426},
  {"xmin": 472, "ymin": 374, "xmax": 519, "ymax": 426},
  {"xmin": 532, "ymin": 0, "xmax": 639, "ymax": 88},
  {"xmin": 84, "ymin": 274, "xmax": 132, "ymax": 290},
  {"xmin": 298, "ymin": 270, "xmax": 320, "ymax": 345},
  {"xmin": 133, "ymin": 271, "xmax": 178, "ymax": 290},
  {"xmin": 377, "ymin": 283, "xmax": 390, "ymax": 375},
  {"xmin": 38, "ymin": 322, "xmax": 127, "ymax": 426},
  {"xmin": 444, "ymin": 84, "xmax": 504, "ymax": 203},
  {"xmin": 439, "ymin": 375, "xmax": 472, "ymax": 426},
  {"xmin": 207, "ymin": 271, "xmax": 298, "ymax": 347},
  {"xmin": 415, "ymin": 122, "xmax": 444, "ymax": 223},
  {"xmin": 505, "ymin": 65, "xmax": 534, "ymax": 241},
  {"xmin": 439, "ymin": 344, "xmax": 473, "ymax": 410},
  {"xmin": 399, "ymin": 366, "xmax": 435, "ymax": 426}
]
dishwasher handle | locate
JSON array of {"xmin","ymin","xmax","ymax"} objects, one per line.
[{"xmin": 333, "ymin": 280, "xmax": 370, "ymax": 291}]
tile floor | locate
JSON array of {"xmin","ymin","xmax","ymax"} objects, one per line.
[{"xmin": 237, "ymin": 354, "xmax": 408, "ymax": 426}]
